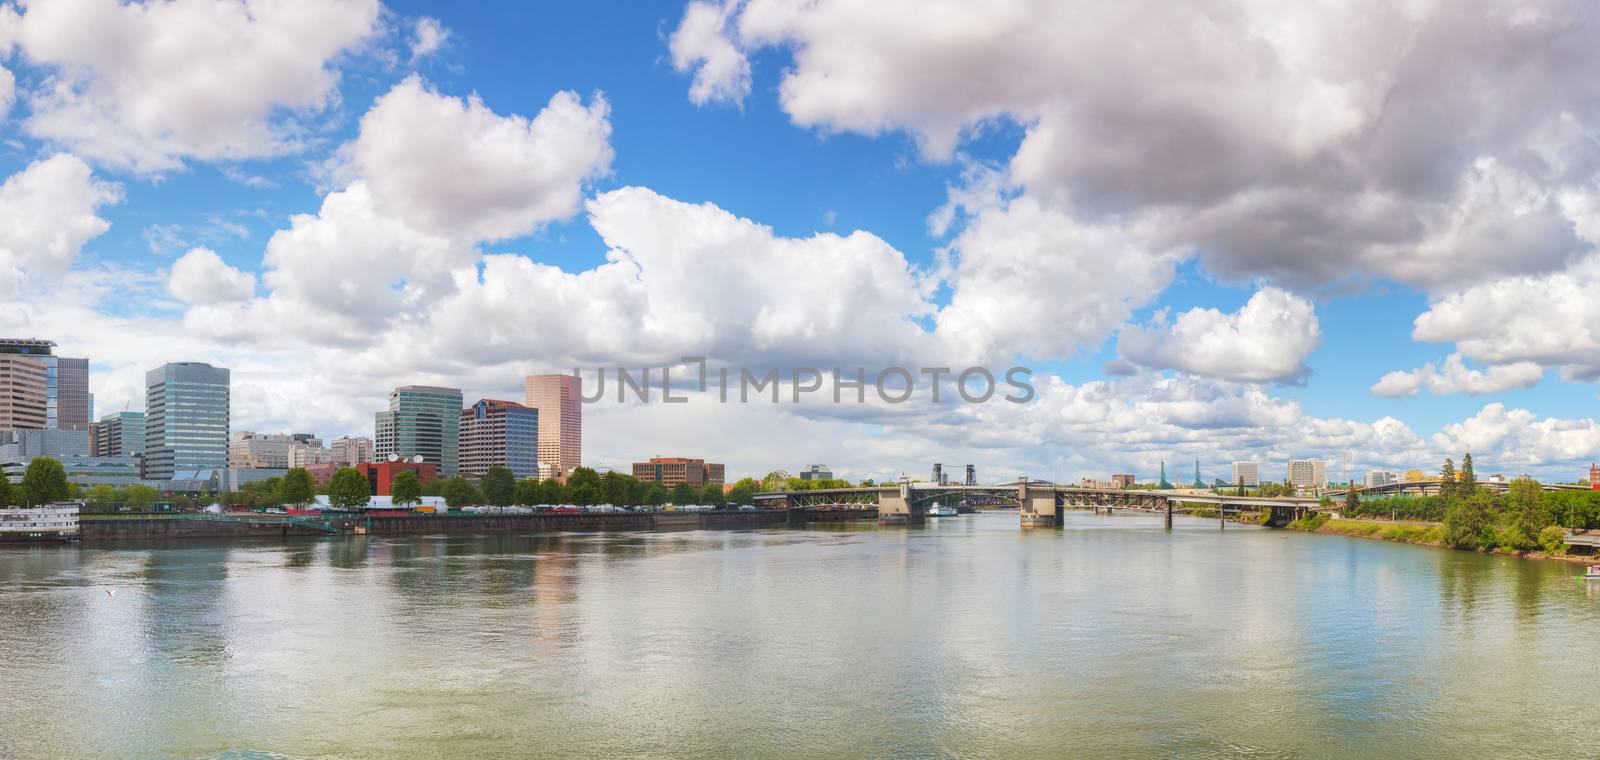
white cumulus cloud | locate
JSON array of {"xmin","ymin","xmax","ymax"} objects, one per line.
[
  {"xmin": 351, "ymin": 75, "xmax": 613, "ymax": 242},
  {"xmin": 674, "ymin": 0, "xmax": 1600, "ymax": 293},
  {"xmin": 1431, "ymin": 403, "xmax": 1600, "ymax": 470},
  {"xmin": 669, "ymin": 0, "xmax": 750, "ymax": 106},
  {"xmin": 932, "ymin": 184, "xmax": 1179, "ymax": 364},
  {"xmin": 1117, "ymin": 287, "xmax": 1320, "ymax": 384},
  {"xmin": 9, "ymin": 0, "xmax": 381, "ymax": 172},
  {"xmin": 168, "ymin": 247, "xmax": 257, "ymax": 305},
  {"xmin": 1371, "ymin": 353, "xmax": 1543, "ymax": 398},
  {"xmin": 0, "ymin": 153, "xmax": 121, "ymax": 297}
]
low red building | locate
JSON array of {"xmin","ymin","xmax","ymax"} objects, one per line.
[
  {"xmin": 1591, "ymin": 463, "xmax": 1599, "ymax": 490},
  {"xmin": 357, "ymin": 461, "xmax": 438, "ymax": 496},
  {"xmin": 305, "ymin": 462, "xmax": 340, "ymax": 486}
]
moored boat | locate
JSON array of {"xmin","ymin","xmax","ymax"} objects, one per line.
[
  {"xmin": 927, "ymin": 504, "xmax": 959, "ymax": 518},
  {"xmin": 1585, "ymin": 564, "xmax": 1600, "ymax": 581},
  {"xmin": 0, "ymin": 502, "xmax": 81, "ymax": 544}
]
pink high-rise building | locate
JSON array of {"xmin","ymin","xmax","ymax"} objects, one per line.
[{"xmin": 524, "ymin": 373, "xmax": 581, "ymax": 477}]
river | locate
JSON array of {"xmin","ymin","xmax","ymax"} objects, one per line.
[{"xmin": 2, "ymin": 511, "xmax": 1598, "ymax": 758}]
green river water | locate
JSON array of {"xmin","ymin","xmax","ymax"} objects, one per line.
[{"xmin": 2, "ymin": 511, "xmax": 1598, "ymax": 758}]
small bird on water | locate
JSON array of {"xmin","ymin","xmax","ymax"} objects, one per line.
[{"xmin": 104, "ymin": 589, "xmax": 115, "ymax": 598}]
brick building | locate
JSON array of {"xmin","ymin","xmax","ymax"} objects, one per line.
[{"xmin": 631, "ymin": 457, "xmax": 725, "ymax": 488}]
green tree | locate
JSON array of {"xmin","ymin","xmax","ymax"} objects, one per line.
[
  {"xmin": 84, "ymin": 483, "xmax": 119, "ymax": 507},
  {"xmin": 513, "ymin": 478, "xmax": 541, "ymax": 506},
  {"xmin": 1508, "ymin": 477, "xmax": 1550, "ymax": 542},
  {"xmin": 642, "ymin": 483, "xmax": 669, "ymax": 506},
  {"xmin": 1438, "ymin": 458, "xmax": 1457, "ymax": 500},
  {"xmin": 1344, "ymin": 487, "xmax": 1360, "ymax": 514},
  {"xmin": 391, "ymin": 470, "xmax": 423, "ymax": 508},
  {"xmin": 1237, "ymin": 477, "xmax": 1246, "ymax": 497},
  {"xmin": 671, "ymin": 482, "xmax": 698, "ymax": 505},
  {"xmin": 21, "ymin": 457, "xmax": 70, "ymax": 506},
  {"xmin": 239, "ymin": 477, "xmax": 281, "ymax": 507},
  {"xmin": 0, "ymin": 474, "xmax": 12, "ymax": 507},
  {"xmin": 599, "ymin": 471, "xmax": 632, "ymax": 505},
  {"xmin": 124, "ymin": 483, "xmax": 158, "ymax": 511},
  {"xmin": 566, "ymin": 467, "xmax": 601, "ymax": 505},
  {"xmin": 727, "ymin": 481, "xmax": 756, "ymax": 506},
  {"xmin": 481, "ymin": 466, "xmax": 516, "ymax": 507},
  {"xmin": 537, "ymin": 478, "xmax": 566, "ymax": 505},
  {"xmin": 701, "ymin": 483, "xmax": 727, "ymax": 508},
  {"xmin": 1444, "ymin": 491, "xmax": 1493, "ymax": 549},
  {"xmin": 1538, "ymin": 525, "xmax": 1567, "ymax": 554},
  {"xmin": 625, "ymin": 477, "xmax": 649, "ymax": 507},
  {"xmin": 327, "ymin": 467, "xmax": 371, "ymax": 510},
  {"xmin": 280, "ymin": 467, "xmax": 315, "ymax": 506},
  {"xmin": 1458, "ymin": 452, "xmax": 1476, "ymax": 495},
  {"xmin": 439, "ymin": 477, "xmax": 481, "ymax": 508}
]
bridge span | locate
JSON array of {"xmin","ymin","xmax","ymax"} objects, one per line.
[
  {"xmin": 1324, "ymin": 479, "xmax": 1591, "ymax": 498},
  {"xmin": 754, "ymin": 482, "xmax": 1323, "ymax": 530}
]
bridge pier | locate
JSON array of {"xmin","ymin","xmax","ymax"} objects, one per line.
[
  {"xmin": 1019, "ymin": 483, "xmax": 1061, "ymax": 529},
  {"xmin": 877, "ymin": 485, "xmax": 924, "ymax": 525}
]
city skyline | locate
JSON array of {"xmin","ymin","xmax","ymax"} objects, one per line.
[{"xmin": 2, "ymin": 2, "xmax": 1600, "ymax": 483}]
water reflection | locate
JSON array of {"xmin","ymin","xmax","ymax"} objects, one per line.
[{"xmin": 2, "ymin": 515, "xmax": 1599, "ymax": 758}]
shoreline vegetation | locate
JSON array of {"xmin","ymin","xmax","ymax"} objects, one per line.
[
  {"xmin": 1284, "ymin": 513, "xmax": 1595, "ymax": 565},
  {"xmin": 1272, "ymin": 453, "xmax": 1600, "ymax": 565}
]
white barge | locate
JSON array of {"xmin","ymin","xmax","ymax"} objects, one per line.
[{"xmin": 0, "ymin": 502, "xmax": 81, "ymax": 543}]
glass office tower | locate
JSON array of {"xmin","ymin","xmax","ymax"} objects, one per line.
[
  {"xmin": 144, "ymin": 362, "xmax": 230, "ymax": 481},
  {"xmin": 375, "ymin": 385, "xmax": 462, "ymax": 477}
]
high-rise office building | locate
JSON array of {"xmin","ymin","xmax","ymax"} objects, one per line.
[
  {"xmin": 1230, "ymin": 461, "xmax": 1259, "ymax": 486},
  {"xmin": 0, "ymin": 339, "xmax": 91, "ymax": 431},
  {"xmin": 1286, "ymin": 459, "xmax": 1326, "ymax": 493},
  {"xmin": 375, "ymin": 385, "xmax": 462, "ymax": 477},
  {"xmin": 54, "ymin": 357, "xmax": 90, "ymax": 430},
  {"xmin": 144, "ymin": 362, "xmax": 230, "ymax": 480},
  {"xmin": 524, "ymin": 374, "xmax": 581, "ymax": 477},
  {"xmin": 459, "ymin": 399, "xmax": 538, "ymax": 480},
  {"xmin": 0, "ymin": 353, "xmax": 48, "ymax": 429},
  {"xmin": 90, "ymin": 411, "xmax": 146, "ymax": 458}
]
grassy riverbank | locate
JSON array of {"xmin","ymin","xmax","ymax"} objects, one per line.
[{"xmin": 1287, "ymin": 513, "xmax": 1594, "ymax": 564}]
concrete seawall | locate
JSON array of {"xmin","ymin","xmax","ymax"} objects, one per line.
[
  {"xmin": 81, "ymin": 518, "xmax": 330, "ymax": 541},
  {"xmin": 81, "ymin": 510, "xmax": 787, "ymax": 543}
]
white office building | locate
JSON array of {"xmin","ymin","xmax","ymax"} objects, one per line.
[
  {"xmin": 1230, "ymin": 461, "xmax": 1259, "ymax": 486},
  {"xmin": 1287, "ymin": 459, "xmax": 1327, "ymax": 493},
  {"xmin": 1364, "ymin": 470, "xmax": 1399, "ymax": 488}
]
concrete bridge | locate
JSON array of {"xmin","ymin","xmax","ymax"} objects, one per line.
[
  {"xmin": 754, "ymin": 481, "xmax": 1323, "ymax": 529},
  {"xmin": 1324, "ymin": 480, "xmax": 1592, "ymax": 498}
]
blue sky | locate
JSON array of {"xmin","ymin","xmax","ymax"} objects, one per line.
[{"xmin": 2, "ymin": 0, "xmax": 1599, "ymax": 483}]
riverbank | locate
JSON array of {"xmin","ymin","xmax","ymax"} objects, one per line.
[
  {"xmin": 78, "ymin": 509, "xmax": 787, "ymax": 543},
  {"xmin": 1289, "ymin": 514, "xmax": 1595, "ymax": 564}
]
